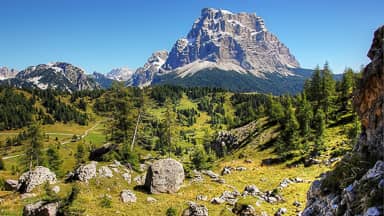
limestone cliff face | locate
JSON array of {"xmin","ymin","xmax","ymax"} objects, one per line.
[{"xmin": 303, "ymin": 26, "xmax": 384, "ymax": 216}]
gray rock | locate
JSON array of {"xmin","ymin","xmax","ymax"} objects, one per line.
[
  {"xmin": 202, "ymin": 170, "xmax": 219, "ymax": 179},
  {"xmin": 236, "ymin": 167, "xmax": 247, "ymax": 171},
  {"xmin": 120, "ymin": 190, "xmax": 137, "ymax": 203},
  {"xmin": 293, "ymin": 200, "xmax": 301, "ymax": 207},
  {"xmin": 17, "ymin": 166, "xmax": 56, "ymax": 193},
  {"xmin": 23, "ymin": 201, "xmax": 58, "ymax": 216},
  {"xmin": 244, "ymin": 185, "xmax": 260, "ymax": 195},
  {"xmin": 245, "ymin": 159, "xmax": 253, "ymax": 163},
  {"xmin": 122, "ymin": 173, "xmax": 131, "ymax": 184},
  {"xmin": 51, "ymin": 186, "xmax": 60, "ymax": 194},
  {"xmin": 275, "ymin": 208, "xmax": 287, "ymax": 216},
  {"xmin": 144, "ymin": 158, "xmax": 184, "ymax": 194},
  {"xmin": 182, "ymin": 202, "xmax": 209, "ymax": 216},
  {"xmin": 72, "ymin": 161, "xmax": 97, "ymax": 182},
  {"xmin": 4, "ymin": 179, "xmax": 18, "ymax": 191},
  {"xmin": 98, "ymin": 166, "xmax": 113, "ymax": 178},
  {"xmin": 196, "ymin": 194, "xmax": 208, "ymax": 201},
  {"xmin": 146, "ymin": 197, "xmax": 157, "ymax": 203},
  {"xmin": 132, "ymin": 51, "xmax": 169, "ymax": 86},
  {"xmin": 221, "ymin": 167, "xmax": 232, "ymax": 175},
  {"xmin": 210, "ymin": 197, "xmax": 225, "ymax": 204}
]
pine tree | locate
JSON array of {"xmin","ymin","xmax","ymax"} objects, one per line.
[
  {"xmin": 75, "ymin": 143, "xmax": 85, "ymax": 166},
  {"xmin": 277, "ymin": 99, "xmax": 299, "ymax": 153},
  {"xmin": 46, "ymin": 147, "xmax": 63, "ymax": 176},
  {"xmin": 340, "ymin": 68, "xmax": 354, "ymax": 111},
  {"xmin": 320, "ymin": 62, "xmax": 336, "ymax": 122},
  {"xmin": 296, "ymin": 92, "xmax": 313, "ymax": 137},
  {"xmin": 309, "ymin": 65, "xmax": 322, "ymax": 106},
  {"xmin": 313, "ymin": 109, "xmax": 326, "ymax": 154},
  {"xmin": 24, "ymin": 123, "xmax": 44, "ymax": 171}
]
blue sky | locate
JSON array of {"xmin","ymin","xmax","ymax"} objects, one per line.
[{"xmin": 0, "ymin": 0, "xmax": 383, "ymax": 74}]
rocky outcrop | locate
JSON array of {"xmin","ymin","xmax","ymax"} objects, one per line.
[
  {"xmin": 144, "ymin": 158, "xmax": 184, "ymax": 194},
  {"xmin": 211, "ymin": 131, "xmax": 239, "ymax": 157},
  {"xmin": 182, "ymin": 202, "xmax": 209, "ymax": 216},
  {"xmin": 303, "ymin": 25, "xmax": 384, "ymax": 216},
  {"xmin": 4, "ymin": 179, "xmax": 18, "ymax": 191},
  {"xmin": 17, "ymin": 166, "xmax": 57, "ymax": 193},
  {"xmin": 23, "ymin": 201, "xmax": 59, "ymax": 216}
]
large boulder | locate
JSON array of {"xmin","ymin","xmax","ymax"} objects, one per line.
[
  {"xmin": 4, "ymin": 179, "xmax": 18, "ymax": 191},
  {"xmin": 23, "ymin": 201, "xmax": 59, "ymax": 216},
  {"xmin": 17, "ymin": 166, "xmax": 56, "ymax": 193},
  {"xmin": 69, "ymin": 161, "xmax": 97, "ymax": 182},
  {"xmin": 144, "ymin": 158, "xmax": 184, "ymax": 194}
]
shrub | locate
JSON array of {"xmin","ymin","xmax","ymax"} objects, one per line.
[{"xmin": 166, "ymin": 207, "xmax": 177, "ymax": 216}]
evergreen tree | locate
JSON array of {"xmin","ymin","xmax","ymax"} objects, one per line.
[
  {"xmin": 320, "ymin": 62, "xmax": 336, "ymax": 122},
  {"xmin": 277, "ymin": 99, "xmax": 299, "ymax": 153},
  {"xmin": 24, "ymin": 123, "xmax": 44, "ymax": 170},
  {"xmin": 340, "ymin": 68, "xmax": 355, "ymax": 111},
  {"xmin": 268, "ymin": 95, "xmax": 284, "ymax": 124},
  {"xmin": 296, "ymin": 93, "xmax": 313, "ymax": 137},
  {"xmin": 309, "ymin": 65, "xmax": 322, "ymax": 106},
  {"xmin": 313, "ymin": 109, "xmax": 326, "ymax": 154},
  {"xmin": 46, "ymin": 147, "xmax": 63, "ymax": 176},
  {"xmin": 75, "ymin": 143, "xmax": 85, "ymax": 166}
]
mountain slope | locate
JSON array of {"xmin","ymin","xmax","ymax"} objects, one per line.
[
  {"xmin": 106, "ymin": 67, "xmax": 134, "ymax": 82},
  {"xmin": 1, "ymin": 62, "xmax": 99, "ymax": 92},
  {"xmin": 0, "ymin": 67, "xmax": 18, "ymax": 80}
]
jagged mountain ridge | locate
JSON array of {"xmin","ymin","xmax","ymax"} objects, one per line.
[
  {"xmin": 106, "ymin": 67, "xmax": 134, "ymax": 82},
  {"xmin": 1, "ymin": 62, "xmax": 99, "ymax": 92},
  {"xmin": 0, "ymin": 67, "xmax": 18, "ymax": 80}
]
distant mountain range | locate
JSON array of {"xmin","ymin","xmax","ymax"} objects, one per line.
[{"xmin": 1, "ymin": 8, "xmax": 322, "ymax": 94}]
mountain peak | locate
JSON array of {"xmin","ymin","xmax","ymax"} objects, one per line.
[
  {"xmin": 162, "ymin": 8, "xmax": 299, "ymax": 76},
  {"xmin": 106, "ymin": 67, "xmax": 134, "ymax": 81}
]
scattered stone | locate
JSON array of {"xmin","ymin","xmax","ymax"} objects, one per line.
[
  {"xmin": 20, "ymin": 193, "xmax": 37, "ymax": 200},
  {"xmin": 196, "ymin": 194, "xmax": 208, "ymax": 201},
  {"xmin": 202, "ymin": 170, "xmax": 219, "ymax": 179},
  {"xmin": 51, "ymin": 186, "xmax": 60, "ymax": 194},
  {"xmin": 120, "ymin": 190, "xmax": 137, "ymax": 203},
  {"xmin": 122, "ymin": 173, "xmax": 131, "ymax": 184},
  {"xmin": 275, "ymin": 208, "xmax": 287, "ymax": 216},
  {"xmin": 134, "ymin": 175, "xmax": 146, "ymax": 185},
  {"xmin": 221, "ymin": 166, "xmax": 232, "ymax": 175},
  {"xmin": 17, "ymin": 166, "xmax": 57, "ymax": 193},
  {"xmin": 110, "ymin": 167, "xmax": 120, "ymax": 173},
  {"xmin": 4, "ymin": 179, "xmax": 18, "ymax": 191},
  {"xmin": 140, "ymin": 163, "xmax": 148, "ymax": 172},
  {"xmin": 236, "ymin": 167, "xmax": 247, "ymax": 171},
  {"xmin": 219, "ymin": 190, "xmax": 240, "ymax": 205},
  {"xmin": 146, "ymin": 197, "xmax": 157, "ymax": 203},
  {"xmin": 182, "ymin": 202, "xmax": 209, "ymax": 216},
  {"xmin": 144, "ymin": 158, "xmax": 184, "ymax": 194},
  {"xmin": 245, "ymin": 159, "xmax": 253, "ymax": 163},
  {"xmin": 293, "ymin": 200, "xmax": 301, "ymax": 207},
  {"xmin": 233, "ymin": 203, "xmax": 257, "ymax": 216},
  {"xmin": 23, "ymin": 201, "xmax": 59, "ymax": 216},
  {"xmin": 210, "ymin": 197, "xmax": 225, "ymax": 204},
  {"xmin": 98, "ymin": 166, "xmax": 113, "ymax": 178},
  {"xmin": 304, "ymin": 158, "xmax": 321, "ymax": 167},
  {"xmin": 212, "ymin": 178, "xmax": 225, "ymax": 184},
  {"xmin": 244, "ymin": 185, "xmax": 260, "ymax": 195}
]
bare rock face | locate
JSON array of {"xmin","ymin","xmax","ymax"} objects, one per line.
[
  {"xmin": 162, "ymin": 8, "xmax": 299, "ymax": 76},
  {"xmin": 23, "ymin": 201, "xmax": 59, "ymax": 216},
  {"xmin": 17, "ymin": 166, "xmax": 57, "ymax": 193},
  {"xmin": 132, "ymin": 50, "xmax": 168, "ymax": 86},
  {"xmin": 0, "ymin": 67, "xmax": 18, "ymax": 80},
  {"xmin": 144, "ymin": 158, "xmax": 184, "ymax": 194},
  {"xmin": 303, "ymin": 25, "xmax": 384, "ymax": 216}
]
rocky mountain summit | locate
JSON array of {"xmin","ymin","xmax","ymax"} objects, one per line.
[
  {"xmin": 162, "ymin": 8, "xmax": 299, "ymax": 76},
  {"xmin": 2, "ymin": 62, "xmax": 99, "ymax": 92},
  {"xmin": 303, "ymin": 26, "xmax": 384, "ymax": 216},
  {"xmin": 132, "ymin": 50, "xmax": 168, "ymax": 86},
  {"xmin": 106, "ymin": 67, "xmax": 134, "ymax": 82},
  {"xmin": 0, "ymin": 67, "xmax": 18, "ymax": 80}
]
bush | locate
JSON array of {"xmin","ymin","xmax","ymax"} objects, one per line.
[
  {"xmin": 100, "ymin": 195, "xmax": 112, "ymax": 208},
  {"xmin": 0, "ymin": 157, "xmax": 5, "ymax": 170},
  {"xmin": 166, "ymin": 207, "xmax": 177, "ymax": 216}
]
